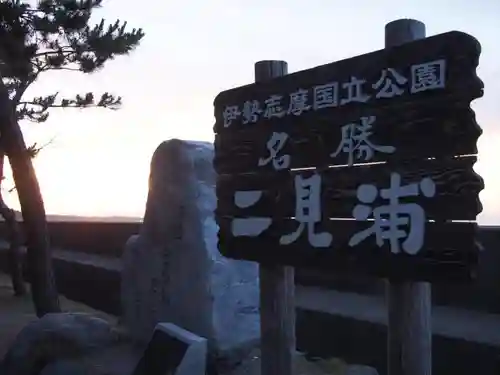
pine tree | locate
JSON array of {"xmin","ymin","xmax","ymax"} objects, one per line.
[{"xmin": 0, "ymin": 0, "xmax": 144, "ymax": 316}]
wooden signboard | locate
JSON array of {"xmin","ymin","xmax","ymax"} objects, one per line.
[{"xmin": 213, "ymin": 31, "xmax": 484, "ymax": 281}]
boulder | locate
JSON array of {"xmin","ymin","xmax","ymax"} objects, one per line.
[
  {"xmin": 0, "ymin": 313, "xmax": 124, "ymax": 375},
  {"xmin": 121, "ymin": 139, "xmax": 260, "ymax": 362},
  {"xmin": 37, "ymin": 344, "xmax": 143, "ymax": 375},
  {"xmin": 39, "ymin": 360, "xmax": 88, "ymax": 375}
]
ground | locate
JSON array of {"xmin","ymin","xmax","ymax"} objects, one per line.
[
  {"xmin": 0, "ymin": 272, "xmax": 117, "ymax": 359},
  {"xmin": 224, "ymin": 350, "xmax": 348, "ymax": 375},
  {"xmin": 0, "ymin": 272, "xmax": 353, "ymax": 374}
]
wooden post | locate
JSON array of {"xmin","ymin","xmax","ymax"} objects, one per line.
[
  {"xmin": 255, "ymin": 60, "xmax": 296, "ymax": 375},
  {"xmin": 385, "ymin": 20, "xmax": 432, "ymax": 375}
]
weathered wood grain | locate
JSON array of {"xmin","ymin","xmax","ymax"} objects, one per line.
[
  {"xmin": 213, "ymin": 31, "xmax": 482, "ymax": 135},
  {"xmin": 254, "ymin": 60, "xmax": 296, "ymax": 375},
  {"xmin": 215, "ymin": 101, "xmax": 480, "ymax": 174},
  {"xmin": 216, "ymin": 217, "xmax": 479, "ymax": 281},
  {"xmin": 216, "ymin": 156, "xmax": 483, "ymax": 221},
  {"xmin": 212, "ymin": 28, "xmax": 484, "ymax": 286},
  {"xmin": 385, "ymin": 19, "xmax": 431, "ymax": 375}
]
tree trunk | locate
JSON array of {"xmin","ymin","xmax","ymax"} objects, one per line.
[
  {"xmin": 0, "ymin": 152, "xmax": 27, "ymax": 296},
  {"xmin": 0, "ymin": 80, "xmax": 60, "ymax": 316}
]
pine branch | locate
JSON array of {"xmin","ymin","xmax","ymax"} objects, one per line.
[
  {"xmin": 0, "ymin": 0, "xmax": 145, "ymax": 84},
  {"xmin": 0, "ymin": 0, "xmax": 143, "ymax": 316},
  {"xmin": 16, "ymin": 92, "xmax": 122, "ymax": 122},
  {"xmin": 27, "ymin": 137, "xmax": 55, "ymax": 159},
  {"xmin": 33, "ymin": 47, "xmax": 74, "ymax": 58},
  {"xmin": 50, "ymin": 67, "xmax": 81, "ymax": 72},
  {"xmin": 1, "ymin": 137, "xmax": 56, "ymax": 196}
]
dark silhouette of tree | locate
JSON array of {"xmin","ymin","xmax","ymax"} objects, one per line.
[{"xmin": 0, "ymin": 0, "xmax": 144, "ymax": 316}]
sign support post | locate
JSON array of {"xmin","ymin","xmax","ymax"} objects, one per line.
[
  {"xmin": 214, "ymin": 25, "xmax": 483, "ymax": 375},
  {"xmin": 385, "ymin": 19, "xmax": 432, "ymax": 375},
  {"xmin": 255, "ymin": 60, "xmax": 296, "ymax": 375}
]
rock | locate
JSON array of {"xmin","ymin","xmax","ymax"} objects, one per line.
[
  {"xmin": 39, "ymin": 360, "xmax": 88, "ymax": 375},
  {"xmin": 0, "ymin": 313, "xmax": 123, "ymax": 375},
  {"xmin": 36, "ymin": 344, "xmax": 144, "ymax": 375},
  {"xmin": 79, "ymin": 343, "xmax": 143, "ymax": 375},
  {"xmin": 121, "ymin": 139, "xmax": 260, "ymax": 363}
]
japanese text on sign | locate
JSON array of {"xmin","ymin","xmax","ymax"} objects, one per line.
[
  {"xmin": 222, "ymin": 59, "xmax": 446, "ymax": 127},
  {"xmin": 259, "ymin": 113, "xmax": 396, "ymax": 170},
  {"xmin": 229, "ymin": 171, "xmax": 436, "ymax": 255},
  {"xmin": 229, "ymin": 125, "xmax": 436, "ymax": 255}
]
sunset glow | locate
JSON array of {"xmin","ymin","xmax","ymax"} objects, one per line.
[{"xmin": 2, "ymin": 0, "xmax": 499, "ymax": 224}]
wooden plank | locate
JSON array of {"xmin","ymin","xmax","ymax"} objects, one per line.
[
  {"xmin": 213, "ymin": 31, "xmax": 482, "ymax": 135},
  {"xmin": 384, "ymin": 19, "xmax": 432, "ymax": 375},
  {"xmin": 215, "ymin": 102, "xmax": 480, "ymax": 174},
  {"xmin": 259, "ymin": 265, "xmax": 295, "ymax": 375},
  {"xmin": 253, "ymin": 60, "xmax": 296, "ymax": 375},
  {"xmin": 216, "ymin": 156, "xmax": 483, "ymax": 221},
  {"xmin": 216, "ymin": 217, "xmax": 479, "ymax": 281}
]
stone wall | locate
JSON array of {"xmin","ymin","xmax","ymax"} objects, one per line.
[
  {"xmin": 0, "ymin": 225, "xmax": 498, "ymax": 314},
  {"xmin": 0, "ymin": 221, "xmax": 140, "ymax": 257},
  {"xmin": 296, "ymin": 226, "xmax": 500, "ymax": 314}
]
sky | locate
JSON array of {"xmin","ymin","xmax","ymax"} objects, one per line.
[{"xmin": 2, "ymin": 0, "xmax": 500, "ymax": 224}]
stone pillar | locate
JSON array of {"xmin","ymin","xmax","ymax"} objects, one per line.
[{"xmin": 121, "ymin": 139, "xmax": 260, "ymax": 362}]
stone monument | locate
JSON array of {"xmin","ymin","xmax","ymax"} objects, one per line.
[{"xmin": 121, "ymin": 139, "xmax": 260, "ymax": 364}]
